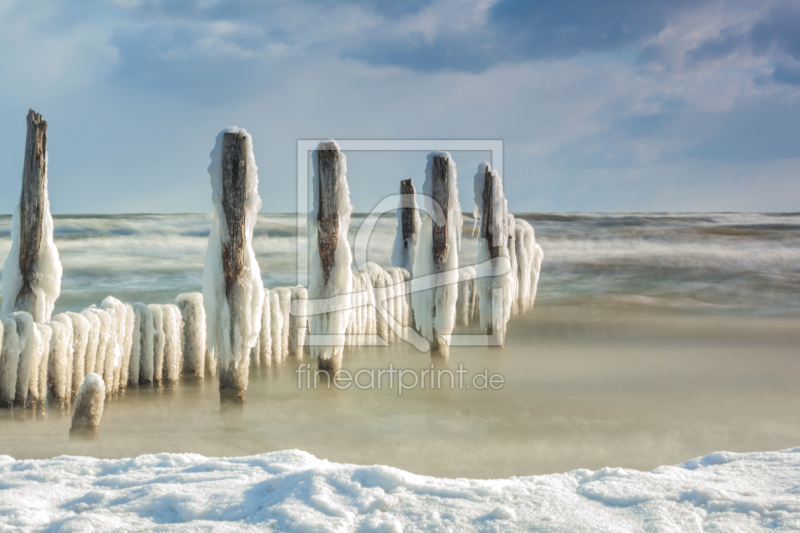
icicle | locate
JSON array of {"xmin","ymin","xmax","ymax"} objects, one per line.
[
  {"xmin": 258, "ymin": 288, "xmax": 272, "ymax": 366},
  {"xmin": 133, "ymin": 303, "xmax": 155, "ymax": 385},
  {"xmin": 65, "ymin": 312, "xmax": 89, "ymax": 400},
  {"xmin": 0, "ymin": 316, "xmax": 20, "ymax": 407},
  {"xmin": 269, "ymin": 290, "xmax": 285, "ymax": 363},
  {"xmin": 289, "ymin": 286, "xmax": 307, "ymax": 359},
  {"xmin": 48, "ymin": 315, "xmax": 74, "ymax": 403},
  {"xmin": 80, "ymin": 310, "xmax": 100, "ymax": 380},
  {"xmin": 161, "ymin": 304, "xmax": 182, "ymax": 386},
  {"xmin": 13, "ymin": 312, "xmax": 34, "ymax": 407},
  {"xmin": 148, "ymin": 304, "xmax": 165, "ymax": 385},
  {"xmin": 31, "ymin": 322, "xmax": 52, "ymax": 406}
]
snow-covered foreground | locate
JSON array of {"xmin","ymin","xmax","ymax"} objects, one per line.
[{"xmin": 1, "ymin": 448, "xmax": 799, "ymax": 532}]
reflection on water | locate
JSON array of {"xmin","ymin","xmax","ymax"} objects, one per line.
[{"xmin": 0, "ymin": 306, "xmax": 798, "ymax": 478}]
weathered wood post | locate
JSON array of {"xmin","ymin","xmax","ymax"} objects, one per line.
[
  {"xmin": 430, "ymin": 155, "xmax": 451, "ymax": 356},
  {"xmin": 480, "ymin": 164, "xmax": 500, "ymax": 336},
  {"xmin": 391, "ymin": 179, "xmax": 419, "ymax": 273},
  {"xmin": 69, "ymin": 373, "xmax": 105, "ymax": 440},
  {"xmin": 220, "ymin": 131, "xmax": 249, "ymax": 402},
  {"xmin": 16, "ymin": 110, "xmax": 47, "ymax": 316},
  {"xmin": 310, "ymin": 141, "xmax": 353, "ymax": 375}
]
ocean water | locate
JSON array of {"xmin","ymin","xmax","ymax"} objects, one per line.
[{"xmin": 0, "ymin": 212, "xmax": 799, "ymax": 477}]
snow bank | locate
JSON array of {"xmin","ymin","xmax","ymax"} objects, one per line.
[
  {"xmin": 203, "ymin": 127, "xmax": 264, "ymax": 394},
  {"xmin": 308, "ymin": 140, "xmax": 353, "ymax": 366},
  {"xmin": 411, "ymin": 152, "xmax": 462, "ymax": 356},
  {"xmin": 2, "ymin": 447, "xmax": 800, "ymax": 531},
  {"xmin": 1, "ymin": 154, "xmax": 62, "ymax": 323}
]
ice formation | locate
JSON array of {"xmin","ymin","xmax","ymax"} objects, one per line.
[
  {"xmin": 269, "ymin": 289, "xmax": 286, "ymax": 364},
  {"xmin": 391, "ymin": 179, "xmax": 421, "ymax": 273},
  {"xmin": 80, "ymin": 310, "xmax": 100, "ymax": 381},
  {"xmin": 69, "ymin": 372, "xmax": 105, "ymax": 439},
  {"xmin": 411, "ymin": 152, "xmax": 462, "ymax": 356},
  {"xmin": 0, "ymin": 316, "xmax": 20, "ymax": 407},
  {"xmin": 28, "ymin": 322, "xmax": 51, "ymax": 406},
  {"xmin": 513, "ymin": 219, "xmax": 544, "ymax": 313},
  {"xmin": 308, "ymin": 140, "xmax": 353, "ymax": 367},
  {"xmin": 203, "ymin": 127, "xmax": 264, "ymax": 397},
  {"xmin": 176, "ymin": 293, "xmax": 206, "ymax": 378},
  {"xmin": 133, "ymin": 303, "xmax": 155, "ymax": 384},
  {"xmin": 276, "ymin": 288, "xmax": 292, "ymax": 362},
  {"xmin": 471, "ymin": 162, "xmax": 513, "ymax": 345},
  {"xmin": 1, "ymin": 137, "xmax": 62, "ymax": 324},
  {"xmin": 161, "ymin": 303, "xmax": 183, "ymax": 386},
  {"xmin": 47, "ymin": 316, "xmax": 72, "ymax": 403},
  {"xmin": 456, "ymin": 266, "xmax": 477, "ymax": 326},
  {"xmin": 289, "ymin": 286, "xmax": 308, "ymax": 359},
  {"xmin": 255, "ymin": 288, "xmax": 272, "ymax": 367},
  {"xmin": 66, "ymin": 312, "xmax": 90, "ymax": 399},
  {"xmin": 148, "ymin": 304, "xmax": 165, "ymax": 385}
]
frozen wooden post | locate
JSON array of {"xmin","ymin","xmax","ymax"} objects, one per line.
[
  {"xmin": 480, "ymin": 165, "xmax": 500, "ymax": 336},
  {"xmin": 69, "ymin": 373, "xmax": 105, "ymax": 440},
  {"xmin": 15, "ymin": 110, "xmax": 47, "ymax": 317},
  {"xmin": 400, "ymin": 179, "xmax": 416, "ymax": 266},
  {"xmin": 430, "ymin": 155, "xmax": 450, "ymax": 355},
  {"xmin": 219, "ymin": 132, "xmax": 249, "ymax": 403},
  {"xmin": 316, "ymin": 143, "xmax": 341, "ymax": 374}
]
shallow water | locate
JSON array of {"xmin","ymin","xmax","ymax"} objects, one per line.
[{"xmin": 0, "ymin": 213, "xmax": 799, "ymax": 477}]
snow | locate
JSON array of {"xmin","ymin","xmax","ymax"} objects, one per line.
[
  {"xmin": 2, "ymin": 447, "xmax": 800, "ymax": 531},
  {"xmin": 308, "ymin": 140, "xmax": 353, "ymax": 364},
  {"xmin": 411, "ymin": 152, "xmax": 462, "ymax": 356},
  {"xmin": 203, "ymin": 127, "xmax": 264, "ymax": 390},
  {"xmin": 1, "ymin": 153, "xmax": 62, "ymax": 323}
]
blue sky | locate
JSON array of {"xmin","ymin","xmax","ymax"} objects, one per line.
[{"xmin": 0, "ymin": 0, "xmax": 798, "ymax": 213}]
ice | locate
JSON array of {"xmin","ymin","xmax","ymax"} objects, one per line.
[
  {"xmin": 79, "ymin": 310, "xmax": 100, "ymax": 381},
  {"xmin": 148, "ymin": 304, "xmax": 165, "ymax": 385},
  {"xmin": 65, "ymin": 312, "xmax": 90, "ymax": 400},
  {"xmin": 456, "ymin": 266, "xmax": 476, "ymax": 326},
  {"xmin": 13, "ymin": 312, "xmax": 35, "ymax": 407},
  {"xmin": 411, "ymin": 152, "xmax": 462, "ymax": 356},
  {"xmin": 269, "ymin": 289, "xmax": 286, "ymax": 364},
  {"xmin": 391, "ymin": 180, "xmax": 421, "ymax": 273},
  {"xmin": 29, "ymin": 322, "xmax": 52, "ymax": 406},
  {"xmin": 1, "ymin": 152, "xmax": 62, "ymax": 323},
  {"xmin": 203, "ymin": 127, "xmax": 264, "ymax": 393},
  {"xmin": 101, "ymin": 297, "xmax": 133, "ymax": 392},
  {"xmin": 70, "ymin": 373, "xmax": 105, "ymax": 439},
  {"xmin": 133, "ymin": 303, "xmax": 155, "ymax": 385},
  {"xmin": 276, "ymin": 287, "xmax": 292, "ymax": 363},
  {"xmin": 256, "ymin": 289, "xmax": 272, "ymax": 367},
  {"xmin": 3, "ymin": 447, "xmax": 800, "ymax": 531},
  {"xmin": 289, "ymin": 286, "xmax": 308, "ymax": 359},
  {"xmin": 514, "ymin": 219, "xmax": 544, "ymax": 313},
  {"xmin": 308, "ymin": 140, "xmax": 353, "ymax": 365},
  {"xmin": 471, "ymin": 162, "xmax": 513, "ymax": 344},
  {"xmin": 0, "ymin": 316, "xmax": 20, "ymax": 407},
  {"xmin": 161, "ymin": 304, "xmax": 183, "ymax": 386},
  {"xmin": 47, "ymin": 316, "xmax": 72, "ymax": 404},
  {"xmin": 176, "ymin": 293, "xmax": 206, "ymax": 378}
]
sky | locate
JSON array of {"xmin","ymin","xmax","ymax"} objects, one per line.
[{"xmin": 0, "ymin": 0, "xmax": 799, "ymax": 214}]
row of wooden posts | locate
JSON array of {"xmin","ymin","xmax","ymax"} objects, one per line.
[{"xmin": 2, "ymin": 111, "xmax": 541, "ymax": 410}]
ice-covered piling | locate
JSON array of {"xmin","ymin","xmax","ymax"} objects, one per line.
[
  {"xmin": 161, "ymin": 304, "xmax": 182, "ymax": 385},
  {"xmin": 69, "ymin": 373, "xmax": 105, "ymax": 439},
  {"xmin": 46, "ymin": 317, "xmax": 72, "ymax": 404},
  {"xmin": 203, "ymin": 128, "xmax": 264, "ymax": 403},
  {"xmin": 256, "ymin": 289, "xmax": 272, "ymax": 367},
  {"xmin": 176, "ymin": 293, "xmax": 206, "ymax": 378},
  {"xmin": 392, "ymin": 179, "xmax": 420, "ymax": 273},
  {"xmin": 473, "ymin": 162, "xmax": 513, "ymax": 345},
  {"xmin": 0, "ymin": 317, "xmax": 20, "ymax": 407},
  {"xmin": 66, "ymin": 312, "xmax": 90, "ymax": 400},
  {"xmin": 133, "ymin": 303, "xmax": 155, "ymax": 384},
  {"xmin": 308, "ymin": 141, "xmax": 353, "ymax": 373},
  {"xmin": 1, "ymin": 110, "xmax": 62, "ymax": 324},
  {"xmin": 411, "ymin": 152, "xmax": 462, "ymax": 357}
]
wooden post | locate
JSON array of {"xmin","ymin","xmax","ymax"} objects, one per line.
[
  {"xmin": 480, "ymin": 165, "xmax": 499, "ymax": 336},
  {"xmin": 220, "ymin": 132, "xmax": 248, "ymax": 403},
  {"xmin": 15, "ymin": 110, "xmax": 47, "ymax": 317},
  {"xmin": 316, "ymin": 143, "xmax": 342, "ymax": 374},
  {"xmin": 400, "ymin": 179, "xmax": 416, "ymax": 249},
  {"xmin": 431, "ymin": 156, "xmax": 450, "ymax": 269},
  {"xmin": 317, "ymin": 142, "xmax": 339, "ymax": 285}
]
